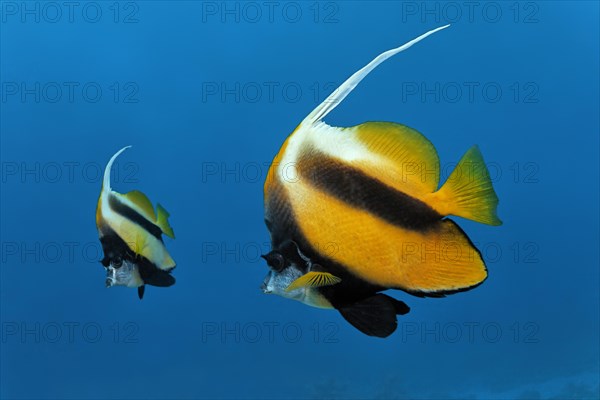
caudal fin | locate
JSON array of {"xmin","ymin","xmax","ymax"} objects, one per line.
[
  {"xmin": 429, "ymin": 146, "xmax": 501, "ymax": 225},
  {"xmin": 156, "ymin": 204, "xmax": 175, "ymax": 239}
]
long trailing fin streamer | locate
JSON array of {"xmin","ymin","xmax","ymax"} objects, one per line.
[{"xmin": 303, "ymin": 24, "xmax": 451, "ymax": 126}]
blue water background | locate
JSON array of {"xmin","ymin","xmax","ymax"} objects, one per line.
[{"xmin": 1, "ymin": 2, "xmax": 598, "ymax": 399}]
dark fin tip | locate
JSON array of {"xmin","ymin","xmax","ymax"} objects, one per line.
[
  {"xmin": 138, "ymin": 285, "xmax": 145, "ymax": 300},
  {"xmin": 393, "ymin": 299, "xmax": 410, "ymax": 315},
  {"xmin": 140, "ymin": 269, "xmax": 176, "ymax": 287},
  {"xmin": 338, "ymin": 294, "xmax": 403, "ymax": 338}
]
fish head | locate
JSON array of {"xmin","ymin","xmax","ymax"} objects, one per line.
[
  {"xmin": 103, "ymin": 255, "xmax": 143, "ymax": 288},
  {"xmin": 260, "ymin": 249, "xmax": 307, "ymax": 301},
  {"xmin": 260, "ymin": 246, "xmax": 334, "ymax": 309}
]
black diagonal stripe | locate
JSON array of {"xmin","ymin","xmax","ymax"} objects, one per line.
[
  {"xmin": 109, "ymin": 195, "xmax": 163, "ymax": 240},
  {"xmin": 297, "ymin": 149, "xmax": 442, "ymax": 231}
]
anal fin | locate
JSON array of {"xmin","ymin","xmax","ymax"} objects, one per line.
[
  {"xmin": 142, "ymin": 270, "xmax": 175, "ymax": 287},
  {"xmin": 338, "ymin": 294, "xmax": 410, "ymax": 338}
]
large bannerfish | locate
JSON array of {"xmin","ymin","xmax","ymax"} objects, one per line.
[{"xmin": 261, "ymin": 25, "xmax": 502, "ymax": 338}]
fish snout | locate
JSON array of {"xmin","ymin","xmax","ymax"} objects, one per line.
[
  {"xmin": 105, "ymin": 266, "xmax": 116, "ymax": 287},
  {"xmin": 261, "ymin": 272, "xmax": 272, "ymax": 294}
]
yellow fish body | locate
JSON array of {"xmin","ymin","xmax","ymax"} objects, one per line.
[
  {"xmin": 96, "ymin": 146, "xmax": 176, "ymax": 299},
  {"xmin": 261, "ymin": 25, "xmax": 501, "ymax": 337}
]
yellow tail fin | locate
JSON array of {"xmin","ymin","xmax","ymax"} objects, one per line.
[
  {"xmin": 156, "ymin": 204, "xmax": 175, "ymax": 239},
  {"xmin": 428, "ymin": 146, "xmax": 501, "ymax": 226}
]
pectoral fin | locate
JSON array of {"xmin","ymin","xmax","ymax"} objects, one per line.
[
  {"xmin": 285, "ymin": 271, "xmax": 341, "ymax": 292},
  {"xmin": 137, "ymin": 285, "xmax": 145, "ymax": 300}
]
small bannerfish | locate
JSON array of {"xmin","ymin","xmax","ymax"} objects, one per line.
[
  {"xmin": 96, "ymin": 146, "xmax": 176, "ymax": 299},
  {"xmin": 261, "ymin": 25, "xmax": 502, "ymax": 337}
]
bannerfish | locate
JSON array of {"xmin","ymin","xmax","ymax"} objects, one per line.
[
  {"xmin": 96, "ymin": 146, "xmax": 176, "ymax": 299},
  {"xmin": 261, "ymin": 25, "xmax": 502, "ymax": 338}
]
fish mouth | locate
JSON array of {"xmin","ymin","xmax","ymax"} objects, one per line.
[
  {"xmin": 261, "ymin": 272, "xmax": 272, "ymax": 294},
  {"xmin": 261, "ymin": 282, "xmax": 271, "ymax": 294},
  {"xmin": 105, "ymin": 267, "xmax": 115, "ymax": 288},
  {"xmin": 104, "ymin": 259, "xmax": 139, "ymax": 288}
]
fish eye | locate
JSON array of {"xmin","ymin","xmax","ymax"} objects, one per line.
[
  {"xmin": 261, "ymin": 251, "xmax": 287, "ymax": 272},
  {"xmin": 112, "ymin": 257, "xmax": 123, "ymax": 268}
]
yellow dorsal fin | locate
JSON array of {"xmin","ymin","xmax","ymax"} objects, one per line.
[
  {"xmin": 285, "ymin": 271, "xmax": 341, "ymax": 292},
  {"xmin": 156, "ymin": 203, "xmax": 175, "ymax": 239},
  {"xmin": 426, "ymin": 146, "xmax": 502, "ymax": 225},
  {"xmin": 353, "ymin": 121, "xmax": 440, "ymax": 195},
  {"xmin": 122, "ymin": 190, "xmax": 156, "ymax": 221}
]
